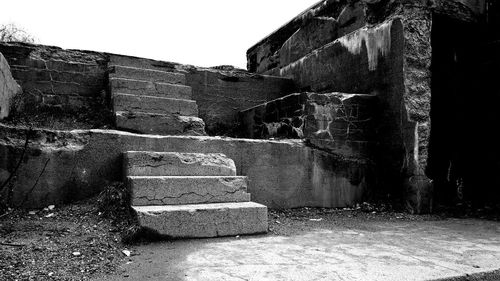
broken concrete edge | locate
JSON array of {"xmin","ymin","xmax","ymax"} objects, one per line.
[
  {"xmin": 0, "ymin": 52, "xmax": 22, "ymax": 119},
  {"xmin": 132, "ymin": 224, "xmax": 268, "ymax": 242},
  {"xmin": 124, "ymin": 151, "xmax": 237, "ymax": 177},
  {"xmin": 0, "ymin": 123, "xmax": 372, "ymax": 209}
]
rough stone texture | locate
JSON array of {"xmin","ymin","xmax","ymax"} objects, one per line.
[
  {"xmin": 0, "ymin": 52, "xmax": 22, "ymax": 119},
  {"xmin": 124, "ymin": 152, "xmax": 237, "ymax": 177},
  {"xmin": 279, "ymin": 17, "xmax": 339, "ymax": 67},
  {"xmin": 0, "ymin": 124, "xmax": 371, "ymax": 208},
  {"xmin": 0, "ymin": 42, "xmax": 108, "ymax": 110},
  {"xmin": 113, "ymin": 93, "xmax": 198, "ymax": 116},
  {"xmin": 109, "ymin": 65, "xmax": 185, "ymax": 84},
  {"xmin": 133, "ymin": 202, "xmax": 268, "ymax": 238},
  {"xmin": 239, "ymin": 92, "xmax": 377, "ymax": 157},
  {"xmin": 399, "ymin": 7, "xmax": 433, "ymax": 213},
  {"xmin": 129, "ymin": 176, "xmax": 250, "ymax": 206},
  {"xmin": 115, "ymin": 111, "xmax": 205, "ymax": 136},
  {"xmin": 109, "ymin": 77, "xmax": 192, "ymax": 100}
]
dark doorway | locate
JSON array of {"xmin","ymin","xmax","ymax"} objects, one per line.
[{"xmin": 427, "ymin": 12, "xmax": 500, "ymax": 207}]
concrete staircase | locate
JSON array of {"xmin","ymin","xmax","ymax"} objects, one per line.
[
  {"xmin": 124, "ymin": 151, "xmax": 268, "ymax": 238},
  {"xmin": 109, "ymin": 65, "xmax": 206, "ymax": 135}
]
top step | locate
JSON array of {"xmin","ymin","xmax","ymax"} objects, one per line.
[
  {"xmin": 109, "ymin": 65, "xmax": 186, "ymax": 84},
  {"xmin": 124, "ymin": 152, "xmax": 237, "ymax": 177}
]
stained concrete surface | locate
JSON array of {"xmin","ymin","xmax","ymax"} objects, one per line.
[{"xmin": 96, "ymin": 218, "xmax": 500, "ymax": 281}]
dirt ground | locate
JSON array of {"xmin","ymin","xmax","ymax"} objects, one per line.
[
  {"xmin": 0, "ymin": 199, "xmax": 128, "ymax": 281},
  {"xmin": 1, "ymin": 198, "xmax": 499, "ymax": 281}
]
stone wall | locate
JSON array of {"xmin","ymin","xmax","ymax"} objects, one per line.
[
  {"xmin": 0, "ymin": 42, "xmax": 108, "ymax": 111},
  {"xmin": 0, "ymin": 52, "xmax": 22, "ymax": 119},
  {"xmin": 238, "ymin": 92, "xmax": 377, "ymax": 158},
  {"xmin": 0, "ymin": 124, "xmax": 371, "ymax": 209}
]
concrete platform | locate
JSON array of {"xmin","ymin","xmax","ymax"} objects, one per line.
[
  {"xmin": 124, "ymin": 152, "xmax": 237, "ymax": 177},
  {"xmin": 133, "ymin": 202, "xmax": 268, "ymax": 238},
  {"xmin": 95, "ymin": 217, "xmax": 500, "ymax": 281},
  {"xmin": 110, "ymin": 77, "xmax": 192, "ymax": 99},
  {"xmin": 129, "ymin": 176, "xmax": 250, "ymax": 206},
  {"xmin": 110, "ymin": 65, "xmax": 186, "ymax": 84},
  {"xmin": 113, "ymin": 93, "xmax": 198, "ymax": 116},
  {"xmin": 115, "ymin": 111, "xmax": 205, "ymax": 136}
]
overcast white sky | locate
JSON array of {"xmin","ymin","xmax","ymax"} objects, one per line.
[{"xmin": 1, "ymin": 0, "xmax": 319, "ymax": 69}]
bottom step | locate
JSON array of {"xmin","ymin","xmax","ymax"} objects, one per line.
[
  {"xmin": 116, "ymin": 111, "xmax": 206, "ymax": 135},
  {"xmin": 133, "ymin": 202, "xmax": 268, "ymax": 238}
]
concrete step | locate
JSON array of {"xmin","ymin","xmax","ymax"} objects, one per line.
[
  {"xmin": 129, "ymin": 176, "xmax": 250, "ymax": 206},
  {"xmin": 109, "ymin": 65, "xmax": 186, "ymax": 84},
  {"xmin": 115, "ymin": 111, "xmax": 206, "ymax": 136},
  {"xmin": 113, "ymin": 93, "xmax": 198, "ymax": 116},
  {"xmin": 124, "ymin": 152, "xmax": 236, "ymax": 177},
  {"xmin": 133, "ymin": 202, "xmax": 268, "ymax": 238},
  {"xmin": 110, "ymin": 77, "xmax": 192, "ymax": 100}
]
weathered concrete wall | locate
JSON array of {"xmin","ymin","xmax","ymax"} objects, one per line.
[
  {"xmin": 0, "ymin": 124, "xmax": 371, "ymax": 209},
  {"xmin": 277, "ymin": 19, "xmax": 412, "ymax": 201},
  {"xmin": 108, "ymin": 54, "xmax": 297, "ymax": 135},
  {"xmin": 238, "ymin": 92, "xmax": 377, "ymax": 158},
  {"xmin": 184, "ymin": 69, "xmax": 296, "ymax": 135},
  {"xmin": 247, "ymin": 0, "xmax": 366, "ymax": 74},
  {"xmin": 0, "ymin": 42, "xmax": 108, "ymax": 110},
  {"xmin": 0, "ymin": 52, "xmax": 22, "ymax": 119},
  {"xmin": 247, "ymin": 0, "xmax": 486, "ymax": 75},
  {"xmin": 246, "ymin": 0, "xmax": 488, "ymax": 212}
]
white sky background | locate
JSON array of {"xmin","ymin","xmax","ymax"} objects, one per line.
[{"xmin": 1, "ymin": 0, "xmax": 319, "ymax": 69}]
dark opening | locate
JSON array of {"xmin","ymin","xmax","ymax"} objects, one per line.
[{"xmin": 427, "ymin": 11, "xmax": 500, "ymax": 207}]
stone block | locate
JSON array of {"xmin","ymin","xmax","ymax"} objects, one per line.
[
  {"xmin": 124, "ymin": 152, "xmax": 236, "ymax": 177},
  {"xmin": 0, "ymin": 53, "xmax": 22, "ymax": 119},
  {"xmin": 279, "ymin": 17, "xmax": 339, "ymax": 67},
  {"xmin": 133, "ymin": 202, "xmax": 268, "ymax": 238},
  {"xmin": 129, "ymin": 176, "xmax": 250, "ymax": 206},
  {"xmin": 115, "ymin": 111, "xmax": 205, "ymax": 136},
  {"xmin": 239, "ymin": 92, "xmax": 377, "ymax": 142},
  {"xmin": 110, "ymin": 77, "xmax": 192, "ymax": 100},
  {"xmin": 110, "ymin": 65, "xmax": 185, "ymax": 84},
  {"xmin": 113, "ymin": 93, "xmax": 198, "ymax": 116}
]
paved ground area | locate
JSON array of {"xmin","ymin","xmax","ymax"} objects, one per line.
[{"xmin": 95, "ymin": 212, "xmax": 500, "ymax": 281}]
